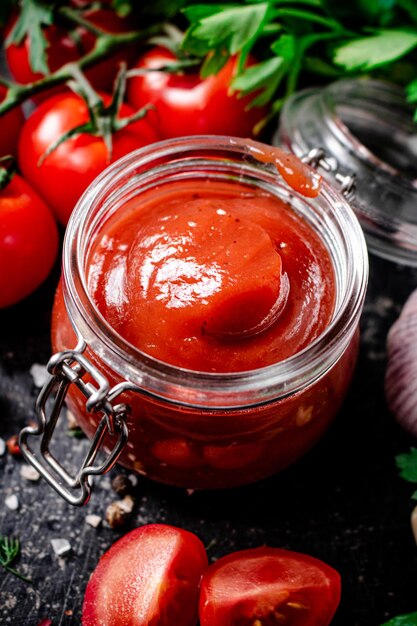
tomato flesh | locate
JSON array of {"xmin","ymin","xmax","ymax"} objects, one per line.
[
  {"xmin": 82, "ymin": 524, "xmax": 208, "ymax": 626},
  {"xmin": 127, "ymin": 47, "xmax": 267, "ymax": 139},
  {"xmin": 199, "ymin": 547, "xmax": 341, "ymax": 626}
]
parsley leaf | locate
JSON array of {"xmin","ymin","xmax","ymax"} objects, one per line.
[
  {"xmin": 395, "ymin": 447, "xmax": 417, "ymax": 483},
  {"xmin": 182, "ymin": 3, "xmax": 271, "ymax": 59},
  {"xmin": 381, "ymin": 612, "xmax": 417, "ymax": 626},
  {"xmin": 333, "ymin": 28, "xmax": 417, "ymax": 71},
  {"xmin": 406, "ymin": 77, "xmax": 417, "ymax": 103},
  {"xmin": 232, "ymin": 56, "xmax": 289, "ymax": 107},
  {"xmin": 5, "ymin": 0, "xmax": 55, "ymax": 75}
]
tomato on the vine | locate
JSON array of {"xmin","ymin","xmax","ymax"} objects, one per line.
[
  {"xmin": 127, "ymin": 47, "xmax": 267, "ymax": 139},
  {"xmin": 0, "ymin": 171, "xmax": 58, "ymax": 308},
  {"xmin": 5, "ymin": 1, "xmax": 134, "ymax": 96},
  {"xmin": 0, "ymin": 85, "xmax": 24, "ymax": 158},
  {"xmin": 199, "ymin": 547, "xmax": 341, "ymax": 626},
  {"xmin": 82, "ymin": 524, "xmax": 208, "ymax": 626},
  {"xmin": 18, "ymin": 91, "xmax": 160, "ymax": 224}
]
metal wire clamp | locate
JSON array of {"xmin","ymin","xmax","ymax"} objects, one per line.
[
  {"xmin": 302, "ymin": 147, "xmax": 356, "ymax": 203},
  {"xmin": 19, "ymin": 343, "xmax": 129, "ymax": 506}
]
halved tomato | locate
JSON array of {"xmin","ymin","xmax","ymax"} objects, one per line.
[
  {"xmin": 199, "ymin": 547, "xmax": 341, "ymax": 626},
  {"xmin": 82, "ymin": 524, "xmax": 208, "ymax": 626}
]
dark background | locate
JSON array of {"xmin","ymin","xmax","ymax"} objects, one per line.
[{"xmin": 1, "ymin": 245, "xmax": 417, "ymax": 625}]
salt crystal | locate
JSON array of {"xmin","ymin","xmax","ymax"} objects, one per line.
[
  {"xmin": 51, "ymin": 538, "xmax": 71, "ymax": 557},
  {"xmin": 20, "ymin": 464, "xmax": 40, "ymax": 482},
  {"xmin": 0, "ymin": 437, "xmax": 6, "ymax": 457},
  {"xmin": 85, "ymin": 514, "xmax": 102, "ymax": 528},
  {"xmin": 128, "ymin": 473, "xmax": 138, "ymax": 487},
  {"xmin": 5, "ymin": 494, "xmax": 19, "ymax": 511},
  {"xmin": 29, "ymin": 363, "xmax": 49, "ymax": 388}
]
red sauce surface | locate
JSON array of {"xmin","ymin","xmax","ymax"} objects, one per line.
[{"xmin": 87, "ymin": 180, "xmax": 335, "ymax": 372}]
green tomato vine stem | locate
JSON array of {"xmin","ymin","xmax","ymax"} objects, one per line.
[{"xmin": 0, "ymin": 15, "xmax": 163, "ymax": 117}]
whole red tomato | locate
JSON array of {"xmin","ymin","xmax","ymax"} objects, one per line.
[
  {"xmin": 0, "ymin": 85, "xmax": 24, "ymax": 158},
  {"xmin": 18, "ymin": 91, "xmax": 160, "ymax": 224},
  {"xmin": 5, "ymin": 2, "xmax": 135, "ymax": 96},
  {"xmin": 0, "ymin": 172, "xmax": 58, "ymax": 308},
  {"xmin": 199, "ymin": 547, "xmax": 341, "ymax": 626},
  {"xmin": 127, "ymin": 47, "xmax": 267, "ymax": 139},
  {"xmin": 82, "ymin": 524, "xmax": 208, "ymax": 626}
]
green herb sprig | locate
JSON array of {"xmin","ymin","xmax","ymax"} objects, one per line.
[
  {"xmin": 396, "ymin": 447, "xmax": 417, "ymax": 499},
  {"xmin": 180, "ymin": 0, "xmax": 417, "ymax": 120},
  {"xmin": 382, "ymin": 611, "xmax": 417, "ymax": 625},
  {"xmin": 0, "ymin": 535, "xmax": 31, "ymax": 583}
]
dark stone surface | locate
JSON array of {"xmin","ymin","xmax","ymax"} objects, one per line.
[{"xmin": 1, "ymin": 252, "xmax": 417, "ymax": 626}]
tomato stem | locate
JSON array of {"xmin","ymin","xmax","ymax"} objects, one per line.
[
  {"xmin": 59, "ymin": 6, "xmax": 108, "ymax": 38},
  {"xmin": 0, "ymin": 22, "xmax": 163, "ymax": 116},
  {"xmin": 0, "ymin": 156, "xmax": 17, "ymax": 191},
  {"xmin": 37, "ymin": 64, "xmax": 152, "ymax": 165}
]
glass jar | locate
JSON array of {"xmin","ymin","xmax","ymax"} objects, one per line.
[
  {"xmin": 20, "ymin": 136, "xmax": 368, "ymax": 505},
  {"xmin": 277, "ymin": 78, "xmax": 417, "ymax": 266}
]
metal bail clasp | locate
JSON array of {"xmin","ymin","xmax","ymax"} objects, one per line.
[
  {"xmin": 19, "ymin": 343, "xmax": 129, "ymax": 506},
  {"xmin": 302, "ymin": 147, "xmax": 356, "ymax": 203}
]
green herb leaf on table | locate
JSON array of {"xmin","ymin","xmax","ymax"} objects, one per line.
[
  {"xmin": 333, "ymin": 28, "xmax": 417, "ymax": 71},
  {"xmin": 5, "ymin": 0, "xmax": 56, "ymax": 75},
  {"xmin": 381, "ymin": 611, "xmax": 417, "ymax": 626},
  {"xmin": 0, "ymin": 535, "xmax": 31, "ymax": 583},
  {"xmin": 406, "ymin": 77, "xmax": 417, "ymax": 103},
  {"xmin": 396, "ymin": 447, "xmax": 417, "ymax": 483},
  {"xmin": 405, "ymin": 78, "xmax": 417, "ymax": 120}
]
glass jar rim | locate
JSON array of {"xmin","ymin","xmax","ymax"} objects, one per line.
[{"xmin": 62, "ymin": 135, "xmax": 368, "ymax": 409}]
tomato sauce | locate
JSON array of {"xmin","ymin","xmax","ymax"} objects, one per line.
[{"xmin": 87, "ymin": 180, "xmax": 334, "ymax": 372}]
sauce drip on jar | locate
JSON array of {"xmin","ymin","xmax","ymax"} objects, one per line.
[
  {"xmin": 88, "ymin": 179, "xmax": 335, "ymax": 372},
  {"xmin": 243, "ymin": 138, "xmax": 322, "ymax": 198}
]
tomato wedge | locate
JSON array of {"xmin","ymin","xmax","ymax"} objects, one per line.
[
  {"xmin": 82, "ymin": 524, "xmax": 208, "ymax": 626},
  {"xmin": 199, "ymin": 547, "xmax": 341, "ymax": 626}
]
